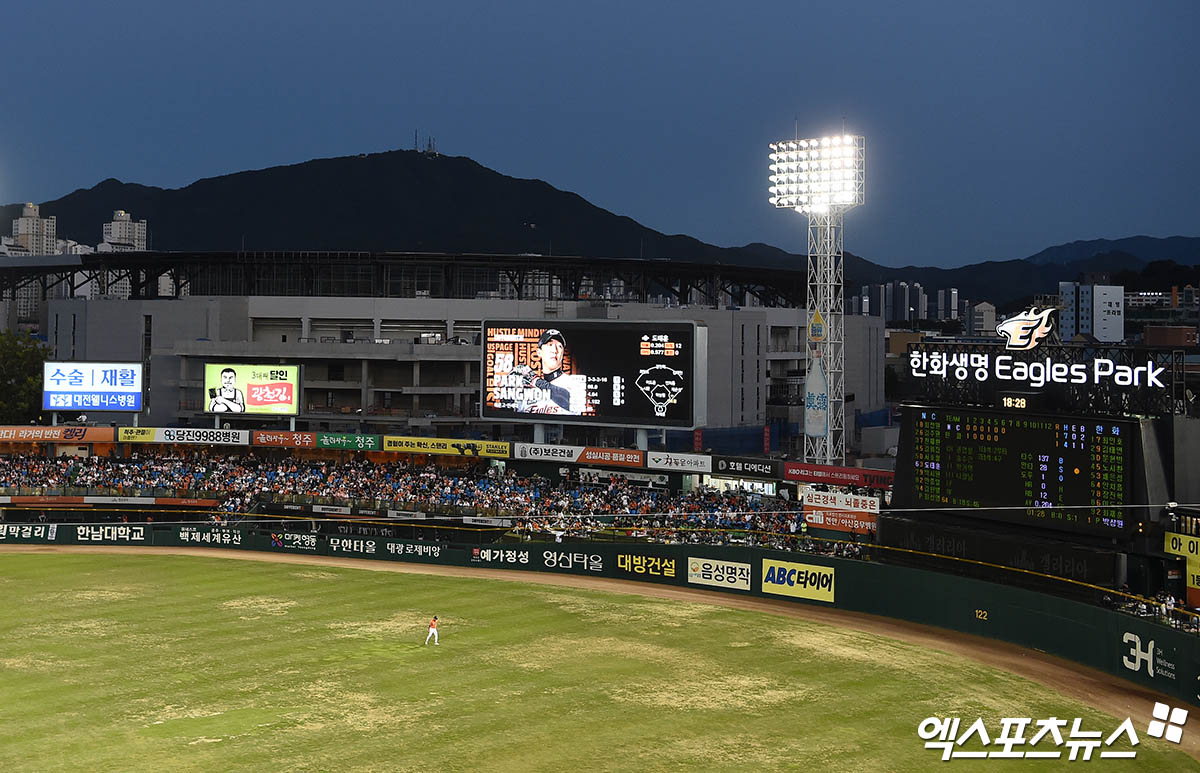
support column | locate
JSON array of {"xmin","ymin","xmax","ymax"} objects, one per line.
[
  {"xmin": 361, "ymin": 360, "xmax": 369, "ymax": 416},
  {"xmin": 411, "ymin": 361, "xmax": 420, "ymax": 414},
  {"xmin": 636, "ymin": 428, "xmax": 648, "ymax": 450},
  {"xmin": 301, "ymin": 317, "xmax": 312, "ymax": 340},
  {"xmin": 372, "ymin": 317, "xmax": 382, "ymax": 340},
  {"xmin": 534, "ymin": 423, "xmax": 546, "ymax": 443}
]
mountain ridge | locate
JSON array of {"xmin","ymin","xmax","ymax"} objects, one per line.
[{"xmin": 4, "ymin": 149, "xmax": 1197, "ymax": 306}]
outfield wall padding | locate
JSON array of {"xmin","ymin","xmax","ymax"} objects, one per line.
[{"xmin": 3, "ymin": 522, "xmax": 1196, "ymax": 707}]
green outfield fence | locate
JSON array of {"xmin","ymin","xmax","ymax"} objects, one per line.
[{"xmin": 2, "ymin": 521, "xmax": 1197, "ymax": 709}]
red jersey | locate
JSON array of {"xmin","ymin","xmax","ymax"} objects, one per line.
[{"xmin": 429, "ymin": 618, "xmax": 438, "ymax": 629}]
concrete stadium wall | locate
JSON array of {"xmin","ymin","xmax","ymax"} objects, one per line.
[{"xmin": 4, "ymin": 522, "xmax": 1196, "ymax": 708}]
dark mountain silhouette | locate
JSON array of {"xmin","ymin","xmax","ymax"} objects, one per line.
[
  {"xmin": 3, "ymin": 148, "xmax": 1197, "ymax": 306},
  {"xmin": 1024, "ymin": 236, "xmax": 1200, "ymax": 266}
]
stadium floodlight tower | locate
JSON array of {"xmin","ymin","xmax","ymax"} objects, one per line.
[{"xmin": 769, "ymin": 133, "xmax": 864, "ymax": 466}]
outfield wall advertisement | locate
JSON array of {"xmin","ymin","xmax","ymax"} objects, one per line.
[
  {"xmin": 5, "ymin": 528, "xmax": 1197, "ymax": 707},
  {"xmin": 760, "ymin": 559, "xmax": 836, "ymax": 602}
]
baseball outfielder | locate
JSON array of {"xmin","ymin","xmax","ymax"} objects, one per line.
[{"xmin": 425, "ymin": 615, "xmax": 439, "ymax": 645}]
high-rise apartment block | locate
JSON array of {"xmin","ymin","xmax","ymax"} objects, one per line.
[
  {"xmin": 99, "ymin": 210, "xmax": 148, "ymax": 251},
  {"xmin": 1059, "ymin": 281, "xmax": 1124, "ymax": 342},
  {"xmin": 12, "ymin": 203, "xmax": 56, "ymax": 255}
]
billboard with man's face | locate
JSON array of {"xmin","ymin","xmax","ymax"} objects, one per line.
[
  {"xmin": 204, "ymin": 364, "xmax": 300, "ymax": 416},
  {"xmin": 481, "ymin": 321, "xmax": 703, "ymax": 428}
]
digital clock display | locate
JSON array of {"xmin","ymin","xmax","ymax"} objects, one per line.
[
  {"xmin": 998, "ymin": 391, "xmax": 1039, "ymax": 410},
  {"xmin": 894, "ymin": 406, "xmax": 1137, "ymax": 534}
]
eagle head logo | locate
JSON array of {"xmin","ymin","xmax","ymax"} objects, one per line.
[{"xmin": 996, "ymin": 307, "xmax": 1055, "ymax": 351}]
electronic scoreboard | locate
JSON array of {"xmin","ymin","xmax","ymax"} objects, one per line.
[{"xmin": 894, "ymin": 405, "xmax": 1139, "ymax": 535}]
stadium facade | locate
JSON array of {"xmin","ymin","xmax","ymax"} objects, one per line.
[
  {"xmin": 22, "ymin": 250, "xmax": 884, "ymax": 450},
  {"xmin": 44, "ymin": 294, "xmax": 883, "ymax": 447}
]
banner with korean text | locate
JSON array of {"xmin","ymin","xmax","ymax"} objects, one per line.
[
  {"xmin": 646, "ymin": 451, "xmax": 711, "ymax": 473},
  {"xmin": 803, "ymin": 489, "xmax": 880, "ymax": 534},
  {"xmin": 118, "ymin": 427, "xmax": 250, "ymax": 445},
  {"xmin": 0, "ymin": 426, "xmax": 115, "ymax": 443},
  {"xmin": 383, "ymin": 435, "xmax": 510, "ymax": 458},
  {"xmin": 784, "ymin": 462, "xmax": 894, "ymax": 489},
  {"xmin": 43, "ymin": 362, "xmax": 142, "ymax": 412},
  {"xmin": 761, "ymin": 559, "xmax": 835, "ymax": 602}
]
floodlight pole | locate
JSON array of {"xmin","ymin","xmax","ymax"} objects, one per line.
[
  {"xmin": 768, "ymin": 133, "xmax": 863, "ymax": 467},
  {"xmin": 806, "ymin": 211, "xmax": 845, "ymax": 466}
]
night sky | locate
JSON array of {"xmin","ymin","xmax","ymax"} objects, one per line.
[{"xmin": 3, "ymin": 0, "xmax": 1196, "ymax": 267}]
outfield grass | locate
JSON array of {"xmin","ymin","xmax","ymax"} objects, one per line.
[{"xmin": 0, "ymin": 552, "xmax": 1195, "ymax": 772}]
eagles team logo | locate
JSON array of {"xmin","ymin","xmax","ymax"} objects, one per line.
[{"xmin": 996, "ymin": 307, "xmax": 1055, "ymax": 351}]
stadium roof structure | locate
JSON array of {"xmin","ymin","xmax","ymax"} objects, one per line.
[{"xmin": 0, "ymin": 250, "xmax": 806, "ymax": 308}]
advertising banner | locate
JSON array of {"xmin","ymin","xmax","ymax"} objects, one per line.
[
  {"xmin": 119, "ymin": 427, "xmax": 250, "ymax": 445},
  {"xmin": 572, "ymin": 468, "xmax": 667, "ymax": 485},
  {"xmin": 1164, "ymin": 533, "xmax": 1200, "ymax": 593},
  {"xmin": 0, "ymin": 426, "xmax": 115, "ymax": 443},
  {"xmin": 482, "ymin": 321, "xmax": 700, "ymax": 428},
  {"xmin": 646, "ymin": 451, "xmax": 711, "ymax": 473},
  {"xmin": 317, "ymin": 433, "xmax": 381, "ymax": 451},
  {"xmin": 687, "ymin": 556, "xmax": 752, "ymax": 591},
  {"xmin": 803, "ymin": 490, "xmax": 880, "ymax": 534},
  {"xmin": 75, "ymin": 524, "xmax": 148, "ymax": 544},
  {"xmin": 513, "ymin": 443, "xmax": 647, "ymax": 469},
  {"xmin": 381, "ymin": 541, "xmax": 446, "ymax": 561},
  {"xmin": 267, "ymin": 531, "xmax": 319, "ymax": 552},
  {"xmin": 615, "ymin": 553, "xmax": 677, "ymax": 580},
  {"xmin": 0, "ymin": 524, "xmax": 58, "ymax": 543},
  {"xmin": 804, "ymin": 353, "xmax": 829, "ymax": 438},
  {"xmin": 252, "ymin": 431, "xmax": 317, "ymax": 448},
  {"xmin": 513, "ymin": 442, "xmax": 588, "ymax": 462},
  {"xmin": 178, "ymin": 526, "xmax": 245, "ymax": 547},
  {"xmin": 204, "ymin": 363, "xmax": 300, "ymax": 416},
  {"xmin": 761, "ymin": 559, "xmax": 835, "ymax": 602},
  {"xmin": 382, "ymin": 435, "xmax": 510, "ymax": 458},
  {"xmin": 578, "ymin": 448, "xmax": 644, "ymax": 468},
  {"xmin": 469, "ymin": 546, "xmax": 532, "ymax": 566},
  {"xmin": 712, "ymin": 456, "xmax": 781, "ymax": 480},
  {"xmin": 784, "ymin": 462, "xmax": 894, "ymax": 489},
  {"xmin": 541, "ymin": 549, "xmax": 604, "ymax": 573},
  {"xmin": 43, "ymin": 362, "xmax": 142, "ymax": 412}
]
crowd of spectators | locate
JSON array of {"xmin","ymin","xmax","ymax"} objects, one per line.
[
  {"xmin": 0, "ymin": 452, "xmax": 825, "ymax": 539},
  {"xmin": 1, "ymin": 450, "xmax": 1193, "ymax": 632}
]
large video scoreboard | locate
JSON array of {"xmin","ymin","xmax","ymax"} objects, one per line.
[
  {"xmin": 894, "ymin": 406, "xmax": 1138, "ymax": 535},
  {"xmin": 481, "ymin": 321, "xmax": 706, "ymax": 429}
]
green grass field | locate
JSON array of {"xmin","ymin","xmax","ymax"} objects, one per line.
[{"xmin": 0, "ymin": 552, "xmax": 1195, "ymax": 771}]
